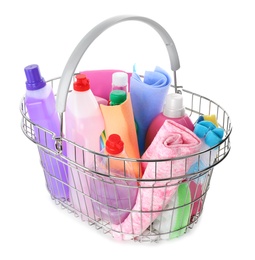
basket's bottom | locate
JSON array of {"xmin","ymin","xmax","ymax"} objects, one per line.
[
  {"xmin": 47, "ymin": 183, "xmax": 208, "ymax": 243},
  {"xmin": 41, "ymin": 148, "xmax": 212, "ymax": 242},
  {"xmin": 49, "ymin": 195, "xmax": 203, "ymax": 242}
]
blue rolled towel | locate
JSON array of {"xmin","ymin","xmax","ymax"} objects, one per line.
[{"xmin": 130, "ymin": 66, "xmax": 171, "ymax": 154}]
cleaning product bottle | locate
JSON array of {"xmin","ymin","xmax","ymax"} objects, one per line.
[
  {"xmin": 152, "ymin": 183, "xmax": 191, "ymax": 239},
  {"xmin": 109, "ymin": 89, "xmax": 127, "ymax": 106},
  {"xmin": 109, "ymin": 89, "xmax": 139, "ymax": 133},
  {"xmin": 100, "ymin": 90, "xmax": 141, "ymax": 177},
  {"xmin": 90, "ymin": 134, "xmax": 138, "ymax": 225},
  {"xmin": 99, "ymin": 90, "xmax": 127, "ymax": 150},
  {"xmin": 112, "ymin": 72, "xmax": 128, "ymax": 93},
  {"xmin": 187, "ymin": 120, "xmax": 224, "ymax": 181},
  {"xmin": 145, "ymin": 93, "xmax": 194, "ymax": 149},
  {"xmin": 187, "ymin": 120, "xmax": 224, "ymax": 219},
  {"xmin": 24, "ymin": 64, "xmax": 69, "ymax": 200},
  {"xmin": 65, "ymin": 73, "xmax": 105, "ymax": 220}
]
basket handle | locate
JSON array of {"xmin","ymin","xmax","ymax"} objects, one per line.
[{"xmin": 56, "ymin": 15, "xmax": 180, "ymax": 115}]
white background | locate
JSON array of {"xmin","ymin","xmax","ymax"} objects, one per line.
[{"xmin": 0, "ymin": 0, "xmax": 254, "ymax": 259}]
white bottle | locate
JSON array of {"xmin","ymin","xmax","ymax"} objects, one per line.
[
  {"xmin": 65, "ymin": 74, "xmax": 105, "ymax": 220},
  {"xmin": 112, "ymin": 72, "xmax": 128, "ymax": 93}
]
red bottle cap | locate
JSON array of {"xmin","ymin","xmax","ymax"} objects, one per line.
[
  {"xmin": 73, "ymin": 74, "xmax": 90, "ymax": 91},
  {"xmin": 106, "ymin": 134, "xmax": 124, "ymax": 155}
]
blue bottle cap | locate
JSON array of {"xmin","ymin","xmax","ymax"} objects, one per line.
[{"xmin": 24, "ymin": 64, "xmax": 46, "ymax": 90}]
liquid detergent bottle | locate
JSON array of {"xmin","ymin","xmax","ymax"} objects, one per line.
[
  {"xmin": 112, "ymin": 72, "xmax": 128, "ymax": 93},
  {"xmin": 100, "ymin": 91, "xmax": 141, "ymax": 177},
  {"xmin": 109, "ymin": 89, "xmax": 139, "ymax": 143},
  {"xmin": 187, "ymin": 120, "xmax": 224, "ymax": 179},
  {"xmin": 65, "ymin": 73, "xmax": 105, "ymax": 220},
  {"xmin": 152, "ymin": 183, "xmax": 191, "ymax": 239},
  {"xmin": 90, "ymin": 134, "xmax": 138, "ymax": 225},
  {"xmin": 145, "ymin": 93, "xmax": 194, "ymax": 149},
  {"xmin": 187, "ymin": 120, "xmax": 224, "ymax": 219},
  {"xmin": 24, "ymin": 64, "xmax": 69, "ymax": 200}
]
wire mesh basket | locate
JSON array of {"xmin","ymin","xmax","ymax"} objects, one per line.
[{"xmin": 20, "ymin": 15, "xmax": 232, "ymax": 242}]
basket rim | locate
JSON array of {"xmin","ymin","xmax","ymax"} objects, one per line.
[{"xmin": 20, "ymin": 75, "xmax": 232, "ymax": 169}]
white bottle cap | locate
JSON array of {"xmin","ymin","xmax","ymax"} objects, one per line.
[
  {"xmin": 163, "ymin": 93, "xmax": 185, "ymax": 118},
  {"xmin": 112, "ymin": 72, "xmax": 128, "ymax": 87}
]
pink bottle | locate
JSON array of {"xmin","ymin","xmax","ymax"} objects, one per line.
[
  {"xmin": 90, "ymin": 134, "xmax": 138, "ymax": 224},
  {"xmin": 65, "ymin": 74, "xmax": 105, "ymax": 220},
  {"xmin": 145, "ymin": 93, "xmax": 194, "ymax": 149}
]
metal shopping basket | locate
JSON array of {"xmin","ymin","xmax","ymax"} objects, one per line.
[{"xmin": 20, "ymin": 15, "xmax": 232, "ymax": 242}]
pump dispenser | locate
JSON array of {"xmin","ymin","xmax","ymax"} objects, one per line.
[
  {"xmin": 65, "ymin": 73, "xmax": 105, "ymax": 220},
  {"xmin": 145, "ymin": 93, "xmax": 194, "ymax": 149}
]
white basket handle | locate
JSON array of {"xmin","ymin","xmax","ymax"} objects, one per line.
[{"xmin": 56, "ymin": 15, "xmax": 180, "ymax": 115}]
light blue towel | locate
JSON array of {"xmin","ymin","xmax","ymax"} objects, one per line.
[{"xmin": 130, "ymin": 66, "xmax": 171, "ymax": 155}]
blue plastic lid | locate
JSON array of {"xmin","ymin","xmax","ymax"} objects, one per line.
[{"xmin": 24, "ymin": 64, "xmax": 46, "ymax": 90}]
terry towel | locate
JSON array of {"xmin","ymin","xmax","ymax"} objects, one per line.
[
  {"xmin": 130, "ymin": 66, "xmax": 171, "ymax": 155},
  {"xmin": 111, "ymin": 120, "xmax": 201, "ymax": 240}
]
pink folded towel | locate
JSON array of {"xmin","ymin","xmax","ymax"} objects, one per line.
[{"xmin": 111, "ymin": 120, "xmax": 201, "ymax": 240}]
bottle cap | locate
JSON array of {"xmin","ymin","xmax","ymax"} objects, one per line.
[
  {"xmin": 163, "ymin": 93, "xmax": 185, "ymax": 118},
  {"xmin": 73, "ymin": 74, "xmax": 90, "ymax": 91},
  {"xmin": 109, "ymin": 90, "xmax": 127, "ymax": 105},
  {"xmin": 106, "ymin": 134, "xmax": 124, "ymax": 155},
  {"xmin": 24, "ymin": 64, "xmax": 46, "ymax": 90},
  {"xmin": 112, "ymin": 72, "xmax": 128, "ymax": 87}
]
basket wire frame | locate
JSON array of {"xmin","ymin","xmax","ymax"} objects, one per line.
[{"xmin": 20, "ymin": 76, "xmax": 232, "ymax": 242}]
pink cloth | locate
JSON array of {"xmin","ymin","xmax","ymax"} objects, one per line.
[
  {"xmin": 80, "ymin": 70, "xmax": 132, "ymax": 100},
  {"xmin": 111, "ymin": 120, "xmax": 201, "ymax": 240}
]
